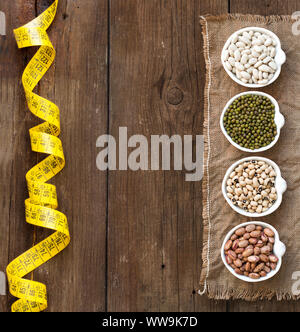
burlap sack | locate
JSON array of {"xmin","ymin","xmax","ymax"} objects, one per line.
[{"xmin": 200, "ymin": 14, "xmax": 300, "ymax": 301}]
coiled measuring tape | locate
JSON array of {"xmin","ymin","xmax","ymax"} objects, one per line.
[{"xmin": 6, "ymin": 0, "xmax": 70, "ymax": 312}]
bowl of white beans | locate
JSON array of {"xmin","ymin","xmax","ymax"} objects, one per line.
[{"xmin": 221, "ymin": 27, "xmax": 286, "ymax": 88}]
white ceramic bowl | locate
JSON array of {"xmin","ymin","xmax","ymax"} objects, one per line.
[
  {"xmin": 222, "ymin": 157, "xmax": 287, "ymax": 218},
  {"xmin": 221, "ymin": 221, "xmax": 286, "ymax": 283},
  {"xmin": 220, "ymin": 91, "xmax": 285, "ymax": 153},
  {"xmin": 221, "ymin": 27, "xmax": 286, "ymax": 88}
]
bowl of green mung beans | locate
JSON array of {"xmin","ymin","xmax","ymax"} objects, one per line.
[{"xmin": 220, "ymin": 91, "xmax": 285, "ymax": 153}]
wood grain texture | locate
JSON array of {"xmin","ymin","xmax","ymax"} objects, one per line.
[
  {"xmin": 0, "ymin": 0, "xmax": 26, "ymax": 313},
  {"xmin": 1, "ymin": 0, "xmax": 44, "ymax": 312},
  {"xmin": 108, "ymin": 0, "xmax": 228, "ymax": 312},
  {"xmin": 1, "ymin": 0, "xmax": 108, "ymax": 312},
  {"xmin": 230, "ymin": 0, "xmax": 300, "ymax": 15},
  {"xmin": 33, "ymin": 0, "xmax": 108, "ymax": 312}
]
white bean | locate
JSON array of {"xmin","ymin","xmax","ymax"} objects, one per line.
[
  {"xmin": 228, "ymin": 57, "xmax": 235, "ymax": 67},
  {"xmin": 226, "ymin": 61, "xmax": 233, "ymax": 71},
  {"xmin": 259, "ymin": 65, "xmax": 273, "ymax": 73},
  {"xmin": 269, "ymin": 61, "xmax": 277, "ymax": 70},
  {"xmin": 241, "ymin": 71, "xmax": 251, "ymax": 80},
  {"xmin": 235, "ymin": 62, "xmax": 244, "ymax": 71},
  {"xmin": 234, "ymin": 49, "xmax": 241, "ymax": 61}
]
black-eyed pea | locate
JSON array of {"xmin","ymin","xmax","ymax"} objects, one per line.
[
  {"xmin": 227, "ymin": 186, "xmax": 234, "ymax": 194},
  {"xmin": 235, "ymin": 188, "xmax": 243, "ymax": 196},
  {"xmin": 262, "ymin": 200, "xmax": 269, "ymax": 208},
  {"xmin": 256, "ymin": 205, "xmax": 263, "ymax": 213},
  {"xmin": 246, "ymin": 185, "xmax": 253, "ymax": 191},
  {"xmin": 243, "ymin": 187, "xmax": 248, "ymax": 196},
  {"xmin": 227, "ymin": 193, "xmax": 234, "ymax": 200},
  {"xmin": 249, "ymin": 170, "xmax": 256, "ymax": 178},
  {"xmin": 253, "ymin": 178, "xmax": 259, "ymax": 188},
  {"xmin": 254, "ymin": 194, "xmax": 261, "ymax": 202},
  {"xmin": 251, "ymin": 201, "xmax": 258, "ymax": 208}
]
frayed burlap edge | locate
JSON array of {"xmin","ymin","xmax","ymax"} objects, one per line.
[
  {"xmin": 202, "ymin": 13, "xmax": 295, "ymax": 24},
  {"xmin": 198, "ymin": 14, "xmax": 300, "ymax": 302}
]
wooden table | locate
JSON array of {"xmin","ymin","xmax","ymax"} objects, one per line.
[{"xmin": 0, "ymin": 0, "xmax": 300, "ymax": 312}]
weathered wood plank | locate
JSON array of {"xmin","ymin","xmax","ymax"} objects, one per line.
[
  {"xmin": 108, "ymin": 0, "xmax": 228, "ymax": 312},
  {"xmin": 229, "ymin": 0, "xmax": 300, "ymax": 312},
  {"xmin": 0, "ymin": 0, "xmax": 23, "ymax": 313},
  {"xmin": 194, "ymin": 0, "xmax": 229, "ymax": 312},
  {"xmin": 1, "ymin": 0, "xmax": 44, "ymax": 313},
  {"xmin": 34, "ymin": 0, "xmax": 108, "ymax": 312},
  {"xmin": 5, "ymin": 0, "xmax": 108, "ymax": 312},
  {"xmin": 230, "ymin": 0, "xmax": 300, "ymax": 15}
]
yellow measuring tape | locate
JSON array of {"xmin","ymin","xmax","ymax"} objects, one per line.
[{"xmin": 6, "ymin": 0, "xmax": 70, "ymax": 312}]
